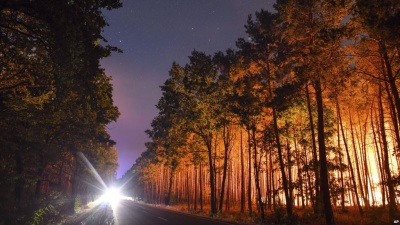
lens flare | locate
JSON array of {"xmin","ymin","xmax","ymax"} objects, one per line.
[
  {"xmin": 76, "ymin": 151, "xmax": 134, "ymax": 211},
  {"xmin": 101, "ymin": 187, "xmax": 122, "ymax": 205}
]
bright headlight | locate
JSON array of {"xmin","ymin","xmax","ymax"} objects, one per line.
[{"xmin": 101, "ymin": 187, "xmax": 121, "ymax": 204}]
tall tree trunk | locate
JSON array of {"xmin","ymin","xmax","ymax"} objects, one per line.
[
  {"xmin": 306, "ymin": 83, "xmax": 320, "ymax": 211},
  {"xmin": 266, "ymin": 146, "xmax": 272, "ymax": 210},
  {"xmin": 302, "ymin": 131, "xmax": 315, "ymax": 209},
  {"xmin": 225, "ymin": 159, "xmax": 232, "ymax": 212},
  {"xmin": 382, "ymin": 62, "xmax": 400, "ymax": 162},
  {"xmin": 194, "ymin": 166, "xmax": 198, "ymax": 210},
  {"xmin": 335, "ymin": 109, "xmax": 345, "ymax": 211},
  {"xmin": 252, "ymin": 127, "xmax": 265, "ymax": 221},
  {"xmin": 151, "ymin": 182, "xmax": 155, "ymax": 203},
  {"xmin": 337, "ymin": 97, "xmax": 363, "ymax": 215},
  {"xmin": 240, "ymin": 129, "xmax": 245, "ymax": 213},
  {"xmin": 314, "ymin": 80, "xmax": 335, "ymax": 225},
  {"xmin": 272, "ymin": 106, "xmax": 292, "ymax": 217},
  {"xmin": 378, "ymin": 85, "xmax": 397, "ymax": 219},
  {"xmin": 247, "ymin": 129, "xmax": 252, "ymax": 215},
  {"xmin": 338, "ymin": 144, "xmax": 345, "ymax": 211},
  {"xmin": 204, "ymin": 133, "xmax": 217, "ymax": 215},
  {"xmin": 336, "ymin": 116, "xmax": 346, "ymax": 211},
  {"xmin": 371, "ymin": 105, "xmax": 386, "ymax": 207},
  {"xmin": 271, "ymin": 146, "xmax": 276, "ymax": 210},
  {"xmin": 286, "ymin": 138, "xmax": 293, "ymax": 209},
  {"xmin": 349, "ymin": 112, "xmax": 368, "ymax": 208},
  {"xmin": 219, "ymin": 125, "xmax": 230, "ymax": 211},
  {"xmin": 294, "ymin": 138, "xmax": 305, "ymax": 208},
  {"xmin": 357, "ymin": 110, "xmax": 371, "ymax": 208},
  {"xmin": 200, "ymin": 163, "xmax": 203, "ymax": 211},
  {"xmin": 380, "ymin": 42, "xmax": 400, "ymax": 127},
  {"xmin": 187, "ymin": 168, "xmax": 190, "ymax": 210},
  {"xmin": 165, "ymin": 167, "xmax": 175, "ymax": 205},
  {"xmin": 304, "ymin": 146, "xmax": 313, "ymax": 209}
]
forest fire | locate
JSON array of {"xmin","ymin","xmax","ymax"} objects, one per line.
[{"xmin": 1, "ymin": 0, "xmax": 399, "ymax": 224}]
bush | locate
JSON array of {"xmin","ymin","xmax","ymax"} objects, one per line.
[
  {"xmin": 29, "ymin": 204, "xmax": 59, "ymax": 225},
  {"xmin": 74, "ymin": 197, "xmax": 82, "ymax": 213},
  {"xmin": 27, "ymin": 191, "xmax": 69, "ymax": 225}
]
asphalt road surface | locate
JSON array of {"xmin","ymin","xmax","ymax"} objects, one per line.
[{"xmin": 111, "ymin": 200, "xmax": 245, "ymax": 225}]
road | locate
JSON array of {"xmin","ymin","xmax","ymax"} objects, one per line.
[{"xmin": 110, "ymin": 200, "xmax": 245, "ymax": 225}]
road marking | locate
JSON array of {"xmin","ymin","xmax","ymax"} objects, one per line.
[{"xmin": 157, "ymin": 217, "xmax": 168, "ymax": 222}]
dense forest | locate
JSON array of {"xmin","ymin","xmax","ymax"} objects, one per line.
[
  {"xmin": 0, "ymin": 0, "xmax": 121, "ymax": 224},
  {"xmin": 120, "ymin": 0, "xmax": 400, "ymax": 224}
]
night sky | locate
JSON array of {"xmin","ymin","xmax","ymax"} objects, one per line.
[{"xmin": 100, "ymin": 0, "xmax": 275, "ymax": 178}]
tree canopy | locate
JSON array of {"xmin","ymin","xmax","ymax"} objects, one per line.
[
  {"xmin": 124, "ymin": 1, "xmax": 400, "ymax": 224},
  {"xmin": 0, "ymin": 0, "xmax": 121, "ymax": 224}
]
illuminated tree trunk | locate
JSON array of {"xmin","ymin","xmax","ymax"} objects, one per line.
[
  {"xmin": 286, "ymin": 138, "xmax": 293, "ymax": 210},
  {"xmin": 306, "ymin": 83, "xmax": 320, "ymax": 211},
  {"xmin": 335, "ymin": 107, "xmax": 345, "ymax": 211},
  {"xmin": 165, "ymin": 167, "xmax": 175, "ymax": 206},
  {"xmin": 294, "ymin": 139, "xmax": 305, "ymax": 208},
  {"xmin": 219, "ymin": 125, "xmax": 231, "ymax": 212},
  {"xmin": 194, "ymin": 166, "xmax": 198, "ymax": 210},
  {"xmin": 272, "ymin": 106, "xmax": 292, "ymax": 217},
  {"xmin": 200, "ymin": 163, "xmax": 203, "ymax": 211},
  {"xmin": 357, "ymin": 110, "xmax": 371, "ymax": 209},
  {"xmin": 382, "ymin": 60, "xmax": 400, "ymax": 163},
  {"xmin": 266, "ymin": 146, "xmax": 272, "ymax": 209},
  {"xmin": 337, "ymin": 97, "xmax": 363, "ymax": 215},
  {"xmin": 152, "ymin": 182, "xmax": 155, "ymax": 203},
  {"xmin": 240, "ymin": 129, "xmax": 245, "ymax": 213},
  {"xmin": 378, "ymin": 85, "xmax": 397, "ymax": 219},
  {"xmin": 225, "ymin": 160, "xmax": 232, "ymax": 211},
  {"xmin": 339, "ymin": 144, "xmax": 345, "ymax": 211},
  {"xmin": 375, "ymin": 108, "xmax": 388, "ymax": 207},
  {"xmin": 314, "ymin": 80, "xmax": 335, "ymax": 225},
  {"xmin": 380, "ymin": 43, "xmax": 400, "ymax": 128},
  {"xmin": 187, "ymin": 167, "xmax": 191, "ymax": 210},
  {"xmin": 304, "ymin": 142, "xmax": 313, "ymax": 209},
  {"xmin": 252, "ymin": 127, "xmax": 265, "ymax": 221},
  {"xmin": 370, "ymin": 107, "xmax": 386, "ymax": 207},
  {"xmin": 349, "ymin": 112, "xmax": 368, "ymax": 208},
  {"xmin": 204, "ymin": 134, "xmax": 217, "ymax": 215},
  {"xmin": 270, "ymin": 146, "xmax": 277, "ymax": 210},
  {"xmin": 247, "ymin": 129, "xmax": 252, "ymax": 215}
]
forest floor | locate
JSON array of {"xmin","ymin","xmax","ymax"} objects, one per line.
[
  {"xmin": 57, "ymin": 200, "xmax": 393, "ymax": 225},
  {"xmin": 145, "ymin": 203, "xmax": 392, "ymax": 225}
]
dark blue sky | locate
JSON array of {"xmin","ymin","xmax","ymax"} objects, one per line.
[{"xmin": 100, "ymin": 0, "xmax": 275, "ymax": 178}]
